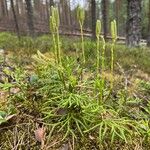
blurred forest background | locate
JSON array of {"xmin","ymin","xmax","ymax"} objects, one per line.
[{"xmin": 0, "ymin": 0, "xmax": 150, "ymax": 47}]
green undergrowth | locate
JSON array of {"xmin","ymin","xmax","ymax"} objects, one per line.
[
  {"xmin": 0, "ymin": 41, "xmax": 150, "ymax": 149},
  {"xmin": 0, "ymin": 50, "xmax": 150, "ymax": 149},
  {"xmin": 0, "ymin": 32, "xmax": 150, "ymax": 74},
  {"xmin": 0, "ymin": 6, "xmax": 150, "ymax": 149}
]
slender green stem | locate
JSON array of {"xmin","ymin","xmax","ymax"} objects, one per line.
[
  {"xmin": 50, "ymin": 6, "xmax": 66, "ymax": 89},
  {"xmin": 110, "ymin": 20, "xmax": 117, "ymax": 91},
  {"xmin": 96, "ymin": 36, "xmax": 101, "ymax": 104},
  {"xmin": 96, "ymin": 36, "xmax": 100, "ymax": 77},
  {"xmin": 101, "ymin": 37, "xmax": 105, "ymax": 74},
  {"xmin": 56, "ymin": 27, "xmax": 61, "ymax": 65},
  {"xmin": 110, "ymin": 40, "xmax": 115, "ymax": 90},
  {"xmin": 56, "ymin": 27, "xmax": 66, "ymax": 89},
  {"xmin": 80, "ymin": 21, "xmax": 85, "ymax": 64},
  {"xmin": 52, "ymin": 32, "xmax": 57, "ymax": 63},
  {"xmin": 100, "ymin": 36, "xmax": 106, "ymax": 102}
]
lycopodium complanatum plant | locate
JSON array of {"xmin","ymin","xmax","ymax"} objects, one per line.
[
  {"xmin": 110, "ymin": 20, "xmax": 117, "ymax": 91},
  {"xmin": 95, "ymin": 20, "xmax": 106, "ymax": 104},
  {"xmin": 50, "ymin": 6, "xmax": 61, "ymax": 65},
  {"xmin": 95, "ymin": 20, "xmax": 101, "ymax": 103},
  {"xmin": 50, "ymin": 6, "xmax": 66, "ymax": 89},
  {"xmin": 96, "ymin": 20, "xmax": 101, "ymax": 77},
  {"xmin": 50, "ymin": 15, "xmax": 57, "ymax": 62},
  {"xmin": 100, "ymin": 33, "xmax": 106, "ymax": 102},
  {"xmin": 77, "ymin": 5, "xmax": 85, "ymax": 64}
]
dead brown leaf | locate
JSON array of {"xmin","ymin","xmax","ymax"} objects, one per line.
[{"xmin": 35, "ymin": 126, "xmax": 45, "ymax": 143}]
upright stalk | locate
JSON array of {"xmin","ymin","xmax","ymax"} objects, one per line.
[
  {"xmin": 50, "ymin": 6, "xmax": 66, "ymax": 89},
  {"xmin": 96, "ymin": 20, "xmax": 106, "ymax": 104},
  {"xmin": 96, "ymin": 35, "xmax": 100, "ymax": 77},
  {"xmin": 80, "ymin": 22, "xmax": 85, "ymax": 64},
  {"xmin": 110, "ymin": 20, "xmax": 117, "ymax": 90},
  {"xmin": 96, "ymin": 20, "xmax": 101, "ymax": 77},
  {"xmin": 50, "ymin": 16, "xmax": 57, "ymax": 62},
  {"xmin": 77, "ymin": 6, "xmax": 85, "ymax": 64},
  {"xmin": 50, "ymin": 6, "xmax": 61, "ymax": 65},
  {"xmin": 56, "ymin": 27, "xmax": 61, "ymax": 65},
  {"xmin": 110, "ymin": 42, "xmax": 114, "ymax": 90},
  {"xmin": 54, "ymin": 7, "xmax": 61, "ymax": 65},
  {"xmin": 100, "ymin": 35, "xmax": 106, "ymax": 101}
]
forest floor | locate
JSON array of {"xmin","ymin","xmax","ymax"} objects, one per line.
[{"xmin": 0, "ymin": 34, "xmax": 150, "ymax": 149}]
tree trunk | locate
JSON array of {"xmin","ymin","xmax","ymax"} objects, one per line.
[
  {"xmin": 102, "ymin": 0, "xmax": 109, "ymax": 40},
  {"xmin": 1, "ymin": 0, "xmax": 6, "ymax": 17},
  {"xmin": 126, "ymin": 0, "xmax": 142, "ymax": 47},
  {"xmin": 50, "ymin": 0, "xmax": 54, "ymax": 7},
  {"xmin": 4, "ymin": 0, "xmax": 8, "ymax": 16},
  {"xmin": 0, "ymin": 1, "xmax": 3, "ymax": 18},
  {"xmin": 115, "ymin": 0, "xmax": 121, "ymax": 35},
  {"xmin": 19, "ymin": 0, "xmax": 25, "ymax": 15},
  {"xmin": 10, "ymin": 0, "xmax": 20, "ymax": 39},
  {"xmin": 34, "ymin": 0, "xmax": 40, "ymax": 10},
  {"xmin": 15, "ymin": 0, "xmax": 20, "ymax": 16},
  {"xmin": 25, "ymin": 0, "xmax": 35, "ymax": 37},
  {"xmin": 49, "ymin": 0, "xmax": 54, "ymax": 15},
  {"xmin": 68, "ymin": 0, "xmax": 73, "ymax": 31},
  {"xmin": 46, "ymin": 0, "xmax": 50, "ymax": 25},
  {"xmin": 64, "ymin": 0, "xmax": 70, "ymax": 26},
  {"xmin": 60, "ymin": 0, "xmax": 66, "ymax": 26},
  {"xmin": 91, "ymin": 0, "xmax": 96, "ymax": 39},
  {"xmin": 147, "ymin": 0, "xmax": 150, "ymax": 46}
]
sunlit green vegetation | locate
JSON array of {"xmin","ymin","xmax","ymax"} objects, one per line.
[{"xmin": 0, "ymin": 7, "xmax": 150, "ymax": 149}]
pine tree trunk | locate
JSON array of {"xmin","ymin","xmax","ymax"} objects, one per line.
[
  {"xmin": 1, "ymin": 0, "xmax": 6, "ymax": 17},
  {"xmin": 68, "ymin": 1, "xmax": 73, "ymax": 31},
  {"xmin": 19, "ymin": 0, "xmax": 25, "ymax": 15},
  {"xmin": 49, "ymin": 0, "xmax": 54, "ymax": 16},
  {"xmin": 10, "ymin": 0, "xmax": 20, "ymax": 39},
  {"xmin": 34, "ymin": 0, "xmax": 40, "ymax": 18},
  {"xmin": 126, "ymin": 0, "xmax": 142, "ymax": 47},
  {"xmin": 46, "ymin": 0, "xmax": 50, "ymax": 27},
  {"xmin": 60, "ymin": 0, "xmax": 66, "ymax": 26},
  {"xmin": 15, "ymin": 0, "xmax": 20, "ymax": 16},
  {"xmin": 64, "ymin": 1, "xmax": 70, "ymax": 26},
  {"xmin": 102, "ymin": 0, "xmax": 109, "ymax": 40},
  {"xmin": 4, "ymin": 0, "xmax": 8, "ymax": 16},
  {"xmin": 50, "ymin": 0, "xmax": 54, "ymax": 7},
  {"xmin": 91, "ymin": 0, "xmax": 96, "ymax": 39},
  {"xmin": 115, "ymin": 0, "xmax": 121, "ymax": 35},
  {"xmin": 0, "ymin": 1, "xmax": 3, "ymax": 18},
  {"xmin": 147, "ymin": 0, "xmax": 150, "ymax": 46},
  {"xmin": 25, "ymin": 0, "xmax": 35, "ymax": 37}
]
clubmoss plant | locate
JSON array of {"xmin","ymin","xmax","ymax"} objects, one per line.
[
  {"xmin": 77, "ymin": 5, "xmax": 85, "ymax": 64},
  {"xmin": 96, "ymin": 20, "xmax": 101, "ymax": 77},
  {"xmin": 95, "ymin": 20, "xmax": 106, "ymax": 103},
  {"xmin": 110, "ymin": 20, "xmax": 117, "ymax": 90},
  {"xmin": 50, "ymin": 6, "xmax": 66, "ymax": 89},
  {"xmin": 100, "ymin": 35, "xmax": 106, "ymax": 102},
  {"xmin": 50, "ymin": 16, "xmax": 57, "ymax": 62},
  {"xmin": 50, "ymin": 6, "xmax": 61, "ymax": 65}
]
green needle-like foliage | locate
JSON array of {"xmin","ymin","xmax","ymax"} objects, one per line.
[
  {"xmin": 4, "ymin": 8, "xmax": 150, "ymax": 149},
  {"xmin": 84, "ymin": 107, "xmax": 137, "ymax": 144}
]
